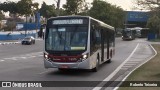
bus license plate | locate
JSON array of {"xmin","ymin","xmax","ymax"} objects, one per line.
[{"xmin": 60, "ymin": 65, "xmax": 69, "ymax": 68}]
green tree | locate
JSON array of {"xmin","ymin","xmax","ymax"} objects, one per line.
[
  {"xmin": 135, "ymin": 0, "xmax": 160, "ymax": 10},
  {"xmin": 63, "ymin": 0, "xmax": 87, "ymax": 15},
  {"xmin": 17, "ymin": 0, "xmax": 39, "ymax": 16},
  {"xmin": 0, "ymin": 1, "xmax": 19, "ymax": 16},
  {"xmin": 0, "ymin": 0, "xmax": 39, "ymax": 17},
  {"xmin": 0, "ymin": 2, "xmax": 18, "ymax": 22},
  {"xmin": 0, "ymin": 11, "xmax": 5, "ymax": 29},
  {"xmin": 88, "ymin": 0, "xmax": 124, "ymax": 28},
  {"xmin": 136, "ymin": 0, "xmax": 160, "ymax": 37},
  {"xmin": 39, "ymin": 2, "xmax": 56, "ymax": 18},
  {"xmin": 0, "ymin": 11, "xmax": 5, "ymax": 20},
  {"xmin": 147, "ymin": 15, "xmax": 160, "ymax": 37}
]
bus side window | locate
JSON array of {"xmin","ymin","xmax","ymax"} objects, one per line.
[
  {"xmin": 109, "ymin": 32, "xmax": 114, "ymax": 47},
  {"xmin": 95, "ymin": 30, "xmax": 101, "ymax": 45},
  {"xmin": 90, "ymin": 25, "xmax": 100, "ymax": 54}
]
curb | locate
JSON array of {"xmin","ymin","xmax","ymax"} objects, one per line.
[
  {"xmin": 0, "ymin": 39, "xmax": 43, "ymax": 46},
  {"xmin": 113, "ymin": 44, "xmax": 157, "ymax": 90},
  {"xmin": 0, "ymin": 42, "xmax": 21, "ymax": 45}
]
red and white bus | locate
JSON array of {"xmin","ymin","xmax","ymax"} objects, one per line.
[{"xmin": 44, "ymin": 16, "xmax": 115, "ymax": 72}]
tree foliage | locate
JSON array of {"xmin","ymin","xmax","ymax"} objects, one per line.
[
  {"xmin": 0, "ymin": 1, "xmax": 18, "ymax": 14},
  {"xmin": 0, "ymin": 11, "xmax": 5, "ymax": 29},
  {"xmin": 63, "ymin": 0, "xmax": 88, "ymax": 15},
  {"xmin": 39, "ymin": 2, "xmax": 56, "ymax": 18},
  {"xmin": 136, "ymin": 0, "xmax": 160, "ymax": 37},
  {"xmin": 136, "ymin": 0, "xmax": 160, "ymax": 10},
  {"xmin": 147, "ymin": 15, "xmax": 160, "ymax": 36},
  {"xmin": 88, "ymin": 0, "xmax": 124, "ymax": 28},
  {"xmin": 0, "ymin": 0, "xmax": 39, "ymax": 16},
  {"xmin": 0, "ymin": 0, "xmax": 125, "ymax": 29},
  {"xmin": 17, "ymin": 0, "xmax": 39, "ymax": 16},
  {"xmin": 0, "ymin": 11, "xmax": 5, "ymax": 20}
]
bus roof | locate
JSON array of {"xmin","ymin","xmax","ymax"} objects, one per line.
[{"xmin": 48, "ymin": 16, "xmax": 115, "ymax": 31}]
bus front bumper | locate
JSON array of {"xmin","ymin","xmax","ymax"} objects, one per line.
[{"xmin": 44, "ymin": 59, "xmax": 91, "ymax": 69}]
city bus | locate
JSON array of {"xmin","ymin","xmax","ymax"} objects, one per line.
[
  {"xmin": 44, "ymin": 16, "xmax": 115, "ymax": 72},
  {"xmin": 134, "ymin": 27, "xmax": 149, "ymax": 38},
  {"xmin": 122, "ymin": 28, "xmax": 136, "ymax": 40}
]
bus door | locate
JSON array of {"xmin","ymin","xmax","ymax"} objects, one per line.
[
  {"xmin": 101, "ymin": 30, "xmax": 110, "ymax": 61},
  {"xmin": 107, "ymin": 31, "xmax": 110, "ymax": 59},
  {"xmin": 101, "ymin": 29, "xmax": 104, "ymax": 61}
]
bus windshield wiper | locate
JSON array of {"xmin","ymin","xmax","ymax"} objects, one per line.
[{"xmin": 70, "ymin": 26, "xmax": 79, "ymax": 44}]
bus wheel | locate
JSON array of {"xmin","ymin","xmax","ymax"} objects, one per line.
[
  {"xmin": 58, "ymin": 68, "xmax": 66, "ymax": 71},
  {"xmin": 91, "ymin": 58, "xmax": 99, "ymax": 72},
  {"xmin": 106, "ymin": 59, "xmax": 111, "ymax": 63}
]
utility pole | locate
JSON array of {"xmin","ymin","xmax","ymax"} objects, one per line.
[{"xmin": 56, "ymin": 0, "xmax": 60, "ymax": 16}]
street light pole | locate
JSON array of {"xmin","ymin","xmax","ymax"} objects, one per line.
[{"xmin": 56, "ymin": 0, "xmax": 60, "ymax": 16}]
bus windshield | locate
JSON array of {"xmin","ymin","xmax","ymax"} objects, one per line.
[
  {"xmin": 123, "ymin": 29, "xmax": 131, "ymax": 36},
  {"xmin": 45, "ymin": 25, "xmax": 88, "ymax": 51}
]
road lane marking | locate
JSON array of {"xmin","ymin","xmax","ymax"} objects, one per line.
[
  {"xmin": 122, "ymin": 66, "xmax": 132, "ymax": 68},
  {"xmin": 0, "ymin": 60, "xmax": 5, "ymax": 62},
  {"xmin": 123, "ymin": 63, "xmax": 136, "ymax": 66},
  {"xmin": 28, "ymin": 56, "xmax": 36, "ymax": 58},
  {"xmin": 38, "ymin": 55, "xmax": 43, "ymax": 56},
  {"xmin": 38, "ymin": 70, "xmax": 51, "ymax": 75},
  {"xmin": 92, "ymin": 43, "xmax": 139, "ymax": 90},
  {"xmin": 129, "ymin": 59, "xmax": 143, "ymax": 61},
  {"xmin": 1, "ymin": 52, "xmax": 43, "ymax": 62},
  {"xmin": 120, "ymin": 68, "xmax": 128, "ymax": 70},
  {"xmin": 125, "ymin": 62, "xmax": 139, "ymax": 64},
  {"xmin": 4, "ymin": 57, "xmax": 18, "ymax": 60},
  {"xmin": 19, "ymin": 57, "xmax": 27, "ymax": 59}
]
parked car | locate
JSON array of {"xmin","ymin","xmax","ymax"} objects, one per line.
[{"xmin": 21, "ymin": 36, "xmax": 35, "ymax": 45}]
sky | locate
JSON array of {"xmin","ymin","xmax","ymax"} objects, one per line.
[{"xmin": 0, "ymin": 0, "xmax": 135, "ymax": 11}]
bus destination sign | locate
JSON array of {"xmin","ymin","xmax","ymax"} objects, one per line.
[{"xmin": 53, "ymin": 19, "xmax": 83, "ymax": 25}]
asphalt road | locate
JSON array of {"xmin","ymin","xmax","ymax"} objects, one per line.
[{"xmin": 0, "ymin": 38, "xmax": 143, "ymax": 90}]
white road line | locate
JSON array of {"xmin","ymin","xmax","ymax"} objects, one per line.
[
  {"xmin": 129, "ymin": 59, "xmax": 143, "ymax": 61},
  {"xmin": 125, "ymin": 62, "xmax": 139, "ymax": 64},
  {"xmin": 29, "ymin": 56, "xmax": 36, "ymax": 58},
  {"xmin": 0, "ymin": 52, "xmax": 42, "ymax": 62},
  {"xmin": 38, "ymin": 55, "xmax": 43, "ymax": 56},
  {"xmin": 122, "ymin": 66, "xmax": 132, "ymax": 68},
  {"xmin": 0, "ymin": 60, "xmax": 5, "ymax": 62},
  {"xmin": 123, "ymin": 63, "xmax": 136, "ymax": 66},
  {"xmin": 92, "ymin": 43, "xmax": 139, "ymax": 90},
  {"xmin": 20, "ymin": 57, "xmax": 27, "ymax": 59},
  {"xmin": 120, "ymin": 68, "xmax": 128, "ymax": 70},
  {"xmin": 38, "ymin": 70, "xmax": 50, "ymax": 75},
  {"xmin": 4, "ymin": 57, "xmax": 18, "ymax": 60}
]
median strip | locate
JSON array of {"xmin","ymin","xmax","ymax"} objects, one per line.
[{"xmin": 117, "ymin": 44, "xmax": 159, "ymax": 90}]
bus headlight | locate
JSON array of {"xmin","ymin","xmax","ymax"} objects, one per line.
[
  {"xmin": 122, "ymin": 36, "xmax": 123, "ymax": 38},
  {"xmin": 83, "ymin": 55, "xmax": 87, "ymax": 59},
  {"xmin": 83, "ymin": 54, "xmax": 88, "ymax": 59},
  {"xmin": 45, "ymin": 54, "xmax": 48, "ymax": 59},
  {"xmin": 129, "ymin": 36, "xmax": 132, "ymax": 38},
  {"xmin": 44, "ymin": 53, "xmax": 48, "ymax": 59},
  {"xmin": 78, "ymin": 54, "xmax": 89, "ymax": 62}
]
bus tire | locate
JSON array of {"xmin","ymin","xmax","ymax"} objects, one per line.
[
  {"xmin": 91, "ymin": 57, "xmax": 99, "ymax": 72},
  {"xmin": 106, "ymin": 59, "xmax": 111, "ymax": 63}
]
